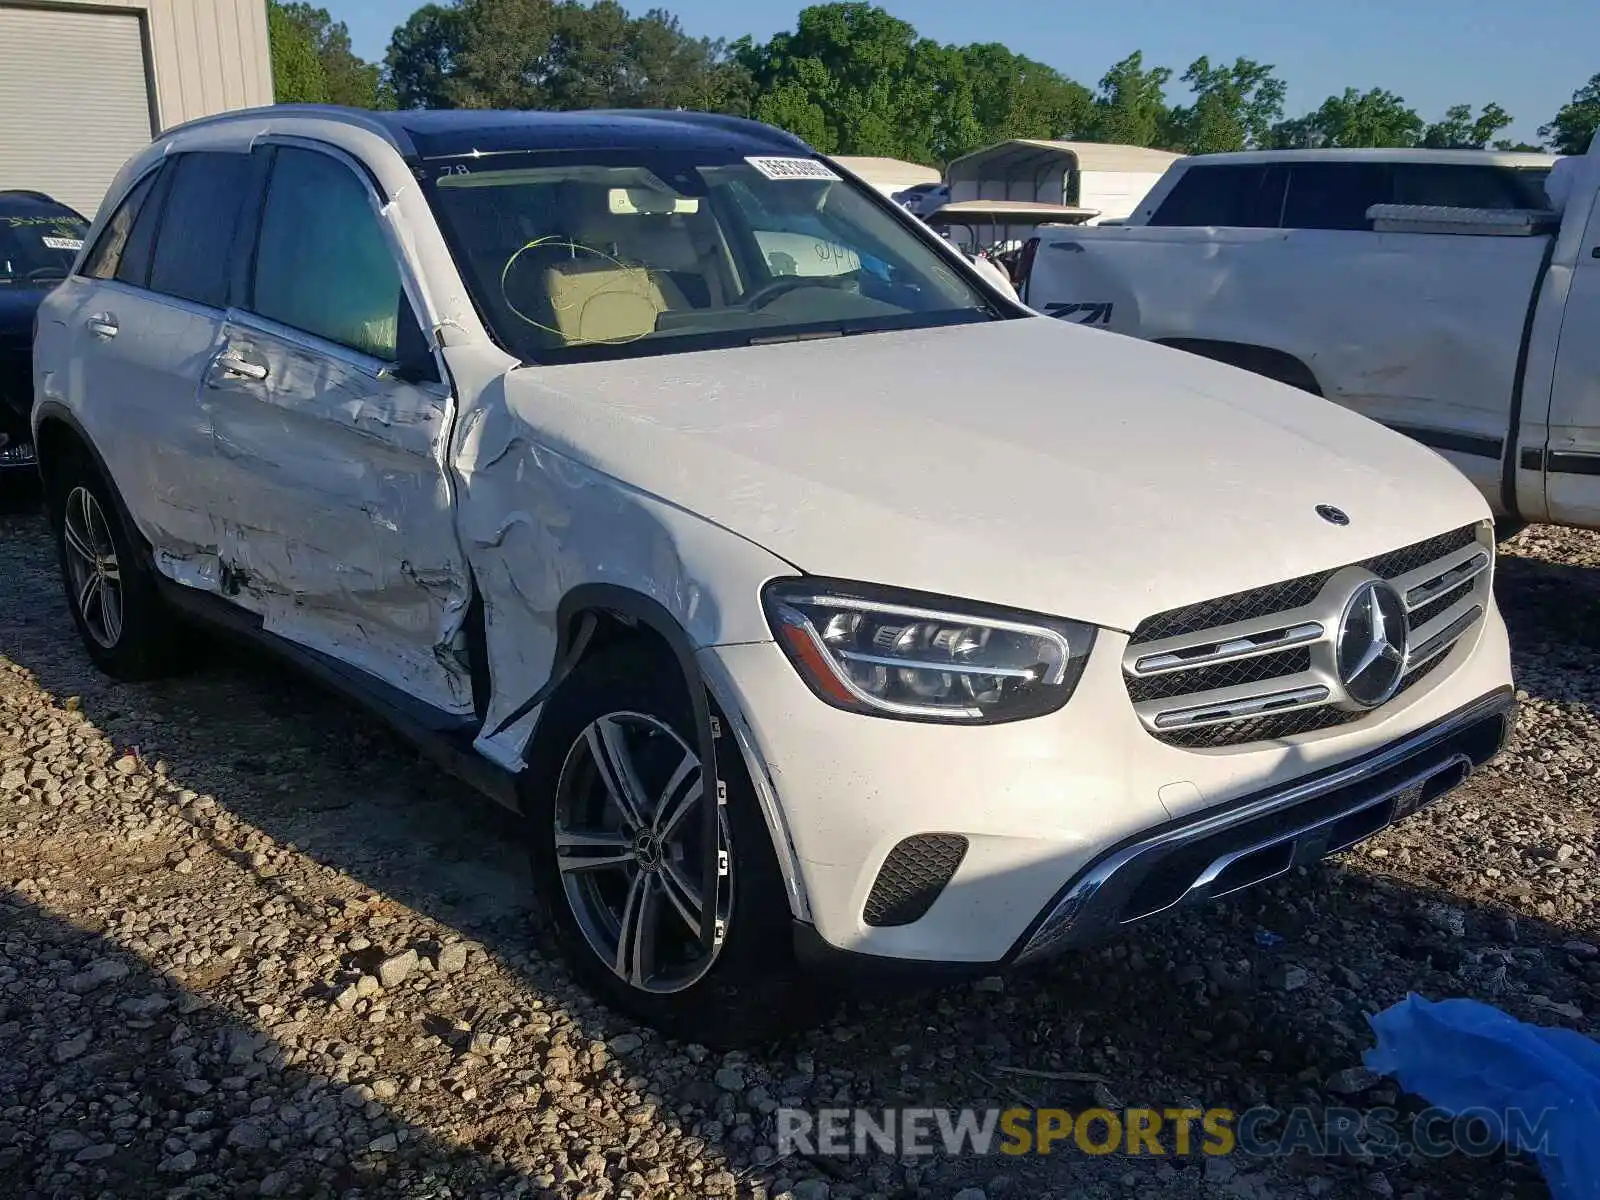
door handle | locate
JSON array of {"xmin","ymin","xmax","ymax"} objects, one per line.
[
  {"xmin": 216, "ymin": 352, "xmax": 268, "ymax": 382},
  {"xmin": 86, "ymin": 315, "xmax": 118, "ymax": 339},
  {"xmin": 1591, "ymin": 246, "xmax": 1600, "ymax": 259}
]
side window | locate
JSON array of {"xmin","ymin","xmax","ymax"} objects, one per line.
[
  {"xmin": 1392, "ymin": 164, "xmax": 1530, "ymax": 210},
  {"xmin": 117, "ymin": 166, "xmax": 172, "ymax": 287},
  {"xmin": 82, "ymin": 169, "xmax": 160, "ymax": 282},
  {"xmin": 147, "ymin": 152, "xmax": 254, "ymax": 308},
  {"xmin": 250, "ymin": 146, "xmax": 405, "ymax": 360},
  {"xmin": 1148, "ymin": 165, "xmax": 1284, "ymax": 227},
  {"xmin": 1280, "ymin": 163, "xmax": 1392, "ymax": 231}
]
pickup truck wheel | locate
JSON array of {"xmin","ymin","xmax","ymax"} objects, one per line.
[
  {"xmin": 524, "ymin": 645, "xmax": 813, "ymax": 1046},
  {"xmin": 47, "ymin": 455, "xmax": 179, "ymax": 680}
]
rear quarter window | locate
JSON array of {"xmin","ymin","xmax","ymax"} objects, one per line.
[
  {"xmin": 1148, "ymin": 165, "xmax": 1285, "ymax": 228},
  {"xmin": 1280, "ymin": 163, "xmax": 1392, "ymax": 231},
  {"xmin": 1392, "ymin": 163, "xmax": 1548, "ymax": 210},
  {"xmin": 82, "ymin": 169, "xmax": 162, "ymax": 284}
]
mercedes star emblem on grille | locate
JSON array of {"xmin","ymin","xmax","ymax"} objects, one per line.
[
  {"xmin": 1316, "ymin": 504, "xmax": 1350, "ymax": 526},
  {"xmin": 1337, "ymin": 580, "xmax": 1409, "ymax": 707}
]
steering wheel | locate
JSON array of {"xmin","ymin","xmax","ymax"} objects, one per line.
[{"xmin": 741, "ymin": 272, "xmax": 858, "ymax": 311}]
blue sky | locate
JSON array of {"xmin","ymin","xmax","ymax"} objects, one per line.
[{"xmin": 339, "ymin": 0, "xmax": 1595, "ymax": 144}]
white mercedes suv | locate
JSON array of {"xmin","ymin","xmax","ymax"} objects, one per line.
[{"xmin": 32, "ymin": 106, "xmax": 1514, "ymax": 1043}]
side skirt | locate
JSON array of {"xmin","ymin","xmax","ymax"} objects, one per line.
[{"xmin": 152, "ymin": 575, "xmax": 522, "ymax": 812}]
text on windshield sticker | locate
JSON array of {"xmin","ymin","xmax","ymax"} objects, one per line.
[{"xmin": 745, "ymin": 157, "xmax": 840, "ymax": 182}]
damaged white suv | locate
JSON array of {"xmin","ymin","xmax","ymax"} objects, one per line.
[{"xmin": 33, "ymin": 107, "xmax": 1514, "ymax": 1043}]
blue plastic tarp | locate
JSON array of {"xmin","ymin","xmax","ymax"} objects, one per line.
[{"xmin": 1364, "ymin": 993, "xmax": 1600, "ymax": 1200}]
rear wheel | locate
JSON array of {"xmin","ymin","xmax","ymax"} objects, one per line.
[
  {"xmin": 48, "ymin": 451, "xmax": 180, "ymax": 679},
  {"xmin": 524, "ymin": 643, "xmax": 817, "ymax": 1045}
]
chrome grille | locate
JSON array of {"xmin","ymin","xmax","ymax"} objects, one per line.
[
  {"xmin": 1126, "ymin": 648, "xmax": 1312, "ymax": 703},
  {"xmin": 1125, "ymin": 525, "xmax": 1491, "ymax": 749}
]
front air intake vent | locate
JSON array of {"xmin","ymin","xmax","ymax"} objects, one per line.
[{"xmin": 863, "ymin": 834, "xmax": 968, "ymax": 927}]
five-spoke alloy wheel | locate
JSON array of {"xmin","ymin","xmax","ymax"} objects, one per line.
[
  {"xmin": 61, "ymin": 484, "xmax": 124, "ymax": 649},
  {"xmin": 525, "ymin": 645, "xmax": 804, "ymax": 1045},
  {"xmin": 554, "ymin": 711, "xmax": 731, "ymax": 993},
  {"xmin": 47, "ymin": 451, "xmax": 178, "ymax": 680}
]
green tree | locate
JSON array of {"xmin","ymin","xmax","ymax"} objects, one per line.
[
  {"xmin": 1088, "ymin": 52, "xmax": 1172, "ymax": 147},
  {"xmin": 275, "ymin": 2, "xmax": 391, "ymax": 108},
  {"xmin": 1271, "ymin": 87, "xmax": 1423, "ymax": 148},
  {"xmin": 550, "ymin": 4, "xmax": 752, "ymax": 112},
  {"xmin": 1422, "ymin": 102, "xmax": 1512, "ymax": 148},
  {"xmin": 959, "ymin": 43, "xmax": 1093, "ymax": 149},
  {"xmin": 1540, "ymin": 73, "xmax": 1600, "ymax": 155},
  {"xmin": 268, "ymin": 0, "xmax": 328, "ymax": 103},
  {"xmin": 386, "ymin": 3, "xmax": 464, "ymax": 109},
  {"xmin": 737, "ymin": 4, "xmax": 978, "ymax": 161},
  {"xmin": 386, "ymin": 0, "xmax": 751, "ymax": 115},
  {"xmin": 1166, "ymin": 55, "xmax": 1285, "ymax": 152}
]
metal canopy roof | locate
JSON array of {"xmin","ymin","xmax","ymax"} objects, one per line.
[
  {"xmin": 945, "ymin": 139, "xmax": 1184, "ymax": 185},
  {"xmin": 924, "ymin": 199, "xmax": 1099, "ymax": 224}
]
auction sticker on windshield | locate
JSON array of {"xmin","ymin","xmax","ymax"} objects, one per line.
[
  {"xmin": 746, "ymin": 157, "xmax": 840, "ymax": 182},
  {"xmin": 42, "ymin": 236, "xmax": 83, "ymax": 252}
]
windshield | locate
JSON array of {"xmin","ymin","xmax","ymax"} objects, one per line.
[
  {"xmin": 0, "ymin": 212, "xmax": 87, "ymax": 287},
  {"xmin": 420, "ymin": 150, "xmax": 998, "ymax": 363}
]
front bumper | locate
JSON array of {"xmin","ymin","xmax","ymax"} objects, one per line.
[
  {"xmin": 701, "ymin": 598, "xmax": 1514, "ymax": 967},
  {"xmin": 1008, "ymin": 685, "xmax": 1512, "ymax": 964},
  {"xmin": 0, "ymin": 432, "xmax": 37, "ymax": 472},
  {"xmin": 0, "ymin": 375, "xmax": 34, "ymax": 472}
]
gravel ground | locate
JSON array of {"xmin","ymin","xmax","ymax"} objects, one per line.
[{"xmin": 1, "ymin": 504, "xmax": 1595, "ymax": 1200}]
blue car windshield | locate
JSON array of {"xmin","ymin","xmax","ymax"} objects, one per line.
[{"xmin": 0, "ymin": 213, "xmax": 87, "ymax": 286}]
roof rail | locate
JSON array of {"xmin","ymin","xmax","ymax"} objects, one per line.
[{"xmin": 156, "ymin": 104, "xmax": 413, "ymax": 156}]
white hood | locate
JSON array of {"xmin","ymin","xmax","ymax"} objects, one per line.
[{"xmin": 500, "ymin": 317, "xmax": 1490, "ymax": 632}]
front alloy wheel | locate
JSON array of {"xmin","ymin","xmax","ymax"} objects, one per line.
[
  {"xmin": 554, "ymin": 711, "xmax": 731, "ymax": 994},
  {"xmin": 61, "ymin": 484, "xmax": 124, "ymax": 649},
  {"xmin": 526, "ymin": 645, "xmax": 812, "ymax": 1045}
]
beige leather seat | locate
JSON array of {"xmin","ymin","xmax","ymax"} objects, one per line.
[{"xmin": 541, "ymin": 257, "xmax": 688, "ymax": 345}]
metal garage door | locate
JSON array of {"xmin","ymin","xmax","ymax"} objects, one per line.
[{"xmin": 0, "ymin": 6, "xmax": 154, "ymax": 218}]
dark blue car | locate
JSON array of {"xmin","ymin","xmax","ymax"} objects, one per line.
[{"xmin": 1, "ymin": 190, "xmax": 89, "ymax": 484}]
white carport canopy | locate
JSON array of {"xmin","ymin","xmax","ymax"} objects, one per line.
[
  {"xmin": 945, "ymin": 140, "xmax": 1183, "ymax": 204},
  {"xmin": 832, "ymin": 156, "xmax": 942, "ymax": 196}
]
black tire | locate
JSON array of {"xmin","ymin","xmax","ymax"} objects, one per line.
[
  {"xmin": 524, "ymin": 643, "xmax": 819, "ymax": 1046},
  {"xmin": 46, "ymin": 447, "xmax": 180, "ymax": 680}
]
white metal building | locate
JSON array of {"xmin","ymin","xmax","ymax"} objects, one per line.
[
  {"xmin": 832, "ymin": 156, "xmax": 941, "ymax": 198},
  {"xmin": 945, "ymin": 140, "xmax": 1185, "ymax": 225},
  {"xmin": 0, "ymin": 0, "xmax": 273, "ymax": 216}
]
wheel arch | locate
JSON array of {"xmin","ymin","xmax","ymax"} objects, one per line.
[
  {"xmin": 1154, "ymin": 338, "xmax": 1324, "ymax": 396},
  {"xmin": 525, "ymin": 583, "xmax": 726, "ymax": 950},
  {"xmin": 519, "ymin": 581, "xmax": 810, "ymax": 925},
  {"xmin": 33, "ymin": 402, "xmax": 100, "ymax": 496},
  {"xmin": 32, "ymin": 403, "xmax": 147, "ymax": 547}
]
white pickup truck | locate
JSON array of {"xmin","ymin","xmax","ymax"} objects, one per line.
[{"xmin": 1021, "ymin": 143, "xmax": 1600, "ymax": 532}]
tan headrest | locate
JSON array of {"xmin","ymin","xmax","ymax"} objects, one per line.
[{"xmin": 541, "ymin": 259, "xmax": 687, "ymax": 345}]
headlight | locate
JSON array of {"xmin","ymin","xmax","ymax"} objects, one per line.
[{"xmin": 762, "ymin": 578, "xmax": 1096, "ymax": 723}]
